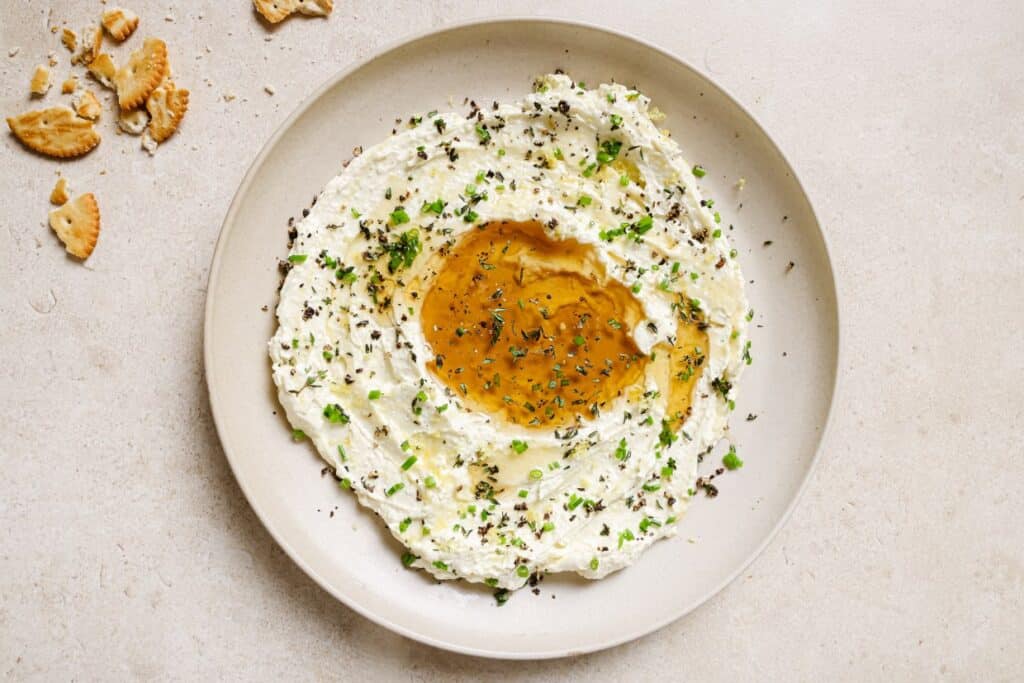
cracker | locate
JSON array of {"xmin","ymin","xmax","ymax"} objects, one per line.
[
  {"xmin": 6, "ymin": 107, "xmax": 101, "ymax": 158},
  {"xmin": 101, "ymin": 7, "xmax": 140, "ymax": 42},
  {"xmin": 88, "ymin": 53, "xmax": 117, "ymax": 90},
  {"xmin": 49, "ymin": 193, "xmax": 100, "ymax": 259},
  {"xmin": 145, "ymin": 80, "xmax": 189, "ymax": 142},
  {"xmin": 113, "ymin": 37, "xmax": 168, "ymax": 110},
  {"xmin": 61, "ymin": 76, "xmax": 79, "ymax": 94},
  {"xmin": 50, "ymin": 177, "xmax": 70, "ymax": 206},
  {"xmin": 61, "ymin": 28, "xmax": 78, "ymax": 53},
  {"xmin": 30, "ymin": 65, "xmax": 51, "ymax": 96},
  {"xmin": 72, "ymin": 24, "xmax": 103, "ymax": 65},
  {"xmin": 118, "ymin": 108, "xmax": 149, "ymax": 135},
  {"xmin": 74, "ymin": 90, "xmax": 102, "ymax": 121},
  {"xmin": 253, "ymin": 0, "xmax": 332, "ymax": 23}
]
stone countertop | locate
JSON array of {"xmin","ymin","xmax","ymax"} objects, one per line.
[{"xmin": 1, "ymin": 1, "xmax": 1021, "ymax": 679}]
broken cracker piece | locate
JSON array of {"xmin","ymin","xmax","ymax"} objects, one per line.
[
  {"xmin": 61, "ymin": 76, "xmax": 79, "ymax": 94},
  {"xmin": 30, "ymin": 65, "xmax": 52, "ymax": 96},
  {"xmin": 49, "ymin": 193, "xmax": 100, "ymax": 259},
  {"xmin": 50, "ymin": 177, "xmax": 70, "ymax": 205},
  {"xmin": 72, "ymin": 24, "xmax": 103, "ymax": 65},
  {"xmin": 253, "ymin": 0, "xmax": 296, "ymax": 24},
  {"xmin": 118, "ymin": 108, "xmax": 149, "ymax": 135},
  {"xmin": 61, "ymin": 28, "xmax": 78, "ymax": 53},
  {"xmin": 88, "ymin": 53, "xmax": 117, "ymax": 90},
  {"xmin": 253, "ymin": 0, "xmax": 332, "ymax": 24},
  {"xmin": 141, "ymin": 129, "xmax": 158, "ymax": 155},
  {"xmin": 113, "ymin": 37, "xmax": 168, "ymax": 110},
  {"xmin": 74, "ymin": 90, "xmax": 102, "ymax": 121},
  {"xmin": 6, "ymin": 106, "xmax": 100, "ymax": 158},
  {"xmin": 145, "ymin": 80, "xmax": 189, "ymax": 142},
  {"xmin": 102, "ymin": 7, "xmax": 140, "ymax": 42},
  {"xmin": 296, "ymin": 0, "xmax": 333, "ymax": 16}
]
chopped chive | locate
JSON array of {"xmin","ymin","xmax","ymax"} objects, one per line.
[
  {"xmin": 510, "ymin": 440, "xmax": 529, "ymax": 454},
  {"xmin": 367, "ymin": 389, "xmax": 382, "ymax": 400},
  {"xmin": 529, "ymin": 468, "xmax": 543, "ymax": 481},
  {"xmin": 424, "ymin": 476, "xmax": 437, "ymax": 489},
  {"xmin": 399, "ymin": 517, "xmax": 412, "ymax": 533},
  {"xmin": 291, "ymin": 429, "xmax": 306, "ymax": 441},
  {"xmin": 389, "ymin": 207, "xmax": 410, "ymax": 225},
  {"xmin": 518, "ymin": 489, "xmax": 529, "ymax": 498},
  {"xmin": 589, "ymin": 557, "xmax": 599, "ymax": 571},
  {"xmin": 338, "ymin": 478, "xmax": 351, "ymax": 490},
  {"xmin": 692, "ymin": 164, "xmax": 706, "ymax": 178},
  {"xmin": 619, "ymin": 174, "xmax": 629, "ymax": 186},
  {"xmin": 323, "ymin": 403, "xmax": 349, "ymax": 424},
  {"xmin": 385, "ymin": 482, "xmax": 404, "ymax": 497},
  {"xmin": 572, "ymin": 335, "xmax": 585, "ymax": 346},
  {"xmin": 516, "ymin": 565, "xmax": 529, "ymax": 578},
  {"xmin": 401, "ymin": 455, "xmax": 417, "ymax": 470},
  {"xmin": 288, "ymin": 254, "xmax": 307, "ymax": 264}
]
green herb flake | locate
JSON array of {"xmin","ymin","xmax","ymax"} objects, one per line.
[
  {"xmin": 389, "ymin": 207, "xmax": 410, "ymax": 225},
  {"xmin": 723, "ymin": 445, "xmax": 744, "ymax": 470},
  {"xmin": 510, "ymin": 440, "xmax": 529, "ymax": 454},
  {"xmin": 421, "ymin": 198, "xmax": 446, "ymax": 214},
  {"xmin": 323, "ymin": 403, "xmax": 350, "ymax": 424},
  {"xmin": 367, "ymin": 389, "xmax": 382, "ymax": 400},
  {"xmin": 692, "ymin": 164, "xmax": 707, "ymax": 178},
  {"xmin": 401, "ymin": 455, "xmax": 418, "ymax": 470}
]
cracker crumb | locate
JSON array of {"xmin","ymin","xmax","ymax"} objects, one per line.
[
  {"xmin": 223, "ymin": 92, "xmax": 236, "ymax": 102},
  {"xmin": 8, "ymin": 47, "xmax": 20, "ymax": 57},
  {"xmin": 61, "ymin": 28, "xmax": 78, "ymax": 54},
  {"xmin": 736, "ymin": 177, "xmax": 746, "ymax": 191},
  {"xmin": 264, "ymin": 84, "xmax": 276, "ymax": 95},
  {"xmin": 141, "ymin": 130, "xmax": 158, "ymax": 155},
  {"xmin": 30, "ymin": 65, "xmax": 52, "ymax": 96},
  {"xmin": 50, "ymin": 177, "xmax": 70, "ymax": 205},
  {"xmin": 61, "ymin": 76, "xmax": 78, "ymax": 94}
]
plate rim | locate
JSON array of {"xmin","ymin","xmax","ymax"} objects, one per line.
[{"xmin": 203, "ymin": 15, "xmax": 844, "ymax": 660}]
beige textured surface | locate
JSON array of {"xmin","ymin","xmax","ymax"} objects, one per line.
[{"xmin": 1, "ymin": 1, "xmax": 1021, "ymax": 679}]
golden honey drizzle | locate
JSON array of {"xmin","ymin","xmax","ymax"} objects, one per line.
[{"xmin": 419, "ymin": 221, "xmax": 708, "ymax": 435}]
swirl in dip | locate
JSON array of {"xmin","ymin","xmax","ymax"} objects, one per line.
[{"xmin": 270, "ymin": 74, "xmax": 749, "ymax": 591}]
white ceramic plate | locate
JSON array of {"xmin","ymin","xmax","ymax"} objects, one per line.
[{"xmin": 204, "ymin": 18, "xmax": 839, "ymax": 659}]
